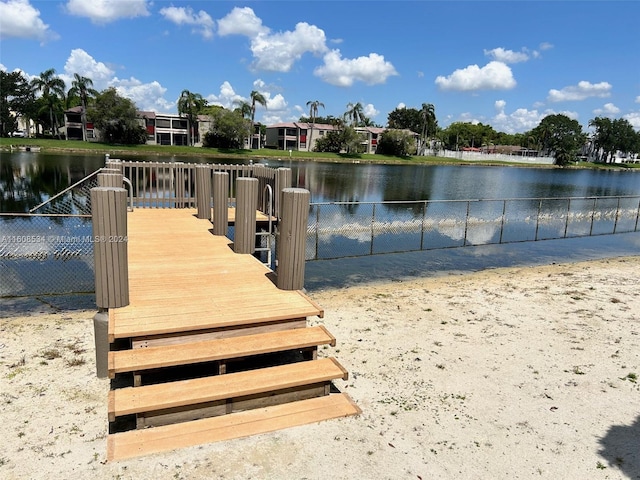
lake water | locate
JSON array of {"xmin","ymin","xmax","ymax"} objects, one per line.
[{"xmin": 1, "ymin": 151, "xmax": 639, "ymax": 293}]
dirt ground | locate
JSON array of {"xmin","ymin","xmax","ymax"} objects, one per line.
[{"xmin": 1, "ymin": 256, "xmax": 639, "ymax": 479}]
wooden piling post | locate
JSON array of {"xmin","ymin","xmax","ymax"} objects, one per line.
[
  {"xmin": 275, "ymin": 168, "xmax": 292, "ymax": 219},
  {"xmin": 212, "ymin": 172, "xmax": 229, "ymax": 236},
  {"xmin": 91, "ymin": 186, "xmax": 129, "ymax": 377},
  {"xmin": 195, "ymin": 165, "xmax": 211, "ymax": 219},
  {"xmin": 277, "ymin": 188, "xmax": 310, "ymax": 290},
  {"xmin": 97, "ymin": 172, "xmax": 123, "ymax": 188},
  {"xmin": 234, "ymin": 177, "xmax": 258, "ymax": 254}
]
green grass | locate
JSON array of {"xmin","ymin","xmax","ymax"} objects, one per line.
[{"xmin": 2, "ymin": 137, "xmax": 635, "ymax": 169}]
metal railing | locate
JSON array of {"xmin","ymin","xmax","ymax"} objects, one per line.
[
  {"xmin": 306, "ymin": 195, "xmax": 640, "ymax": 261},
  {"xmin": 118, "ymin": 160, "xmax": 277, "ymax": 213}
]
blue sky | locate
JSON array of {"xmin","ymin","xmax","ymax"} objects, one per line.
[{"xmin": 1, "ymin": 0, "xmax": 639, "ymax": 134}]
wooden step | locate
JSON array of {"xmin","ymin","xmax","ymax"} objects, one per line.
[
  {"xmin": 108, "ymin": 326, "xmax": 336, "ymax": 378},
  {"xmin": 108, "ymin": 357, "xmax": 348, "ymax": 421},
  {"xmin": 107, "ymin": 392, "xmax": 361, "ymax": 461}
]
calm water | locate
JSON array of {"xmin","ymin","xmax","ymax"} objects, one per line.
[
  {"xmin": 2, "ymin": 152, "xmax": 640, "ymax": 212},
  {"xmin": 2, "ymin": 151, "xmax": 639, "ymax": 293}
]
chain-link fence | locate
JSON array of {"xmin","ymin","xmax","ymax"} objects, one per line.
[
  {"xmin": 307, "ymin": 195, "xmax": 640, "ymax": 261},
  {"xmin": 2, "ymin": 169, "xmax": 99, "ymax": 297},
  {"xmin": 3, "ymin": 192, "xmax": 639, "ymax": 296}
]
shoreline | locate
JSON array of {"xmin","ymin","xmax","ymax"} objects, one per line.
[{"xmin": 1, "ymin": 256, "xmax": 639, "ymax": 479}]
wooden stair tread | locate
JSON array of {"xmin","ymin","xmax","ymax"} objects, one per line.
[
  {"xmin": 107, "ymin": 392, "xmax": 361, "ymax": 461},
  {"xmin": 108, "ymin": 326, "xmax": 336, "ymax": 378},
  {"xmin": 108, "ymin": 290, "xmax": 323, "ymax": 341},
  {"xmin": 109, "ymin": 358, "xmax": 348, "ymax": 420}
]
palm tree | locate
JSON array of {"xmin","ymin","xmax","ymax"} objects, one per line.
[
  {"xmin": 418, "ymin": 103, "xmax": 436, "ymax": 155},
  {"xmin": 31, "ymin": 68, "xmax": 65, "ymax": 138},
  {"xmin": 68, "ymin": 74, "xmax": 97, "ymax": 141},
  {"xmin": 249, "ymin": 90, "xmax": 267, "ymax": 149},
  {"xmin": 344, "ymin": 102, "xmax": 365, "ymax": 127},
  {"xmin": 177, "ymin": 89, "xmax": 207, "ymax": 146},
  {"xmin": 305, "ymin": 100, "xmax": 324, "ymax": 151}
]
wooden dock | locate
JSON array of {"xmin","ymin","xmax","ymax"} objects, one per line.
[{"xmin": 106, "ymin": 209, "xmax": 359, "ymax": 460}]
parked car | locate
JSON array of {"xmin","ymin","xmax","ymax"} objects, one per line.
[{"xmin": 10, "ymin": 130, "xmax": 26, "ymax": 137}]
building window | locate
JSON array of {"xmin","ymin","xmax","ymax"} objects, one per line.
[
  {"xmin": 156, "ymin": 118, "xmax": 171, "ymax": 128},
  {"xmin": 157, "ymin": 132, "xmax": 171, "ymax": 145},
  {"xmin": 172, "ymin": 119, "xmax": 188, "ymax": 129}
]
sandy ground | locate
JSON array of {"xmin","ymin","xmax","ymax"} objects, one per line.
[{"xmin": 1, "ymin": 256, "xmax": 639, "ymax": 480}]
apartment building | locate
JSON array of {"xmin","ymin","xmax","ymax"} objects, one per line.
[{"xmin": 265, "ymin": 122, "xmax": 339, "ymax": 152}]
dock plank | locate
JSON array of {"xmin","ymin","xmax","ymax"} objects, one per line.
[{"xmin": 109, "ymin": 209, "xmax": 321, "ymax": 341}]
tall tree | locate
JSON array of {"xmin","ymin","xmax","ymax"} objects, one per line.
[
  {"xmin": 305, "ymin": 100, "xmax": 324, "ymax": 151},
  {"xmin": 249, "ymin": 90, "xmax": 267, "ymax": 148},
  {"xmin": 67, "ymin": 74, "xmax": 97, "ymax": 141},
  {"xmin": 531, "ymin": 114, "xmax": 586, "ymax": 166},
  {"xmin": 588, "ymin": 116, "xmax": 639, "ymax": 163},
  {"xmin": 30, "ymin": 68, "xmax": 66, "ymax": 139},
  {"xmin": 89, "ymin": 88, "xmax": 146, "ymax": 144},
  {"xmin": 344, "ymin": 102, "xmax": 366, "ymax": 127},
  {"xmin": 177, "ymin": 89, "xmax": 207, "ymax": 146},
  {"xmin": 0, "ymin": 70, "xmax": 33, "ymax": 137},
  {"xmin": 418, "ymin": 103, "xmax": 436, "ymax": 155}
]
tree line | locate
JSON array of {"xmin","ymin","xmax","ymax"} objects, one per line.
[{"xmin": 2, "ymin": 68, "xmax": 638, "ymax": 165}]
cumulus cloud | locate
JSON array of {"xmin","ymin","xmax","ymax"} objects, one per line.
[
  {"xmin": 109, "ymin": 77, "xmax": 174, "ymax": 112},
  {"xmin": 0, "ymin": 0, "xmax": 57, "ymax": 42},
  {"xmin": 623, "ymin": 112, "xmax": 640, "ymax": 130},
  {"xmin": 206, "ymin": 81, "xmax": 244, "ymax": 109},
  {"xmin": 492, "ymin": 100, "xmax": 578, "ymax": 134},
  {"xmin": 396, "ymin": 102, "xmax": 406, "ymax": 109},
  {"xmin": 484, "ymin": 48, "xmax": 529, "ymax": 64},
  {"xmin": 218, "ymin": 8, "xmax": 326, "ymax": 72},
  {"xmin": 314, "ymin": 50, "xmax": 398, "ymax": 87},
  {"xmin": 363, "ymin": 103, "xmax": 379, "ymax": 118},
  {"xmin": 65, "ymin": 0, "xmax": 150, "ymax": 23},
  {"xmin": 435, "ymin": 61, "xmax": 516, "ymax": 91},
  {"xmin": 60, "ymin": 48, "xmax": 115, "ymax": 90},
  {"xmin": 593, "ymin": 103, "xmax": 621, "ymax": 116},
  {"xmin": 217, "ymin": 6, "xmax": 268, "ymax": 38},
  {"xmin": 160, "ymin": 6, "xmax": 214, "ymax": 39},
  {"xmin": 547, "ymin": 81, "xmax": 612, "ymax": 102},
  {"xmin": 635, "ymin": 96, "xmax": 640, "ymax": 103},
  {"xmin": 250, "ymin": 22, "xmax": 328, "ymax": 72}
]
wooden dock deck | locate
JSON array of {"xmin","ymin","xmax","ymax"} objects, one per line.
[
  {"xmin": 106, "ymin": 208, "xmax": 359, "ymax": 460},
  {"xmin": 109, "ymin": 209, "xmax": 321, "ymax": 342}
]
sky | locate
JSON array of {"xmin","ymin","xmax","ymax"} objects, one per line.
[{"xmin": 1, "ymin": 0, "xmax": 639, "ymax": 134}]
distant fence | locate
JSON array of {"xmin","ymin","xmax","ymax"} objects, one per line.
[
  {"xmin": 306, "ymin": 195, "xmax": 640, "ymax": 260},
  {"xmin": 423, "ymin": 149, "xmax": 556, "ymax": 165}
]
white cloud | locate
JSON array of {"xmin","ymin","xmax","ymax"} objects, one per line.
[
  {"xmin": 435, "ymin": 61, "xmax": 516, "ymax": 91},
  {"xmin": 363, "ymin": 103, "xmax": 379, "ymax": 118},
  {"xmin": 250, "ymin": 22, "xmax": 328, "ymax": 72},
  {"xmin": 539, "ymin": 42, "xmax": 554, "ymax": 51},
  {"xmin": 623, "ymin": 112, "xmax": 640, "ymax": 130},
  {"xmin": 635, "ymin": 96, "xmax": 640, "ymax": 103},
  {"xmin": 314, "ymin": 49, "xmax": 398, "ymax": 87},
  {"xmin": 593, "ymin": 103, "xmax": 621, "ymax": 116},
  {"xmin": 206, "ymin": 81, "xmax": 244, "ymax": 109},
  {"xmin": 484, "ymin": 47, "xmax": 529, "ymax": 64},
  {"xmin": 61, "ymin": 48, "xmax": 115, "ymax": 90},
  {"xmin": 547, "ymin": 81, "xmax": 612, "ymax": 102},
  {"xmin": 0, "ymin": 0, "xmax": 57, "ymax": 42},
  {"xmin": 109, "ymin": 77, "xmax": 174, "ymax": 112},
  {"xmin": 65, "ymin": 0, "xmax": 150, "ymax": 24},
  {"xmin": 396, "ymin": 102, "xmax": 406, "ymax": 109},
  {"xmin": 160, "ymin": 6, "xmax": 214, "ymax": 39},
  {"xmin": 492, "ymin": 100, "xmax": 578, "ymax": 134},
  {"xmin": 217, "ymin": 6, "xmax": 268, "ymax": 38}
]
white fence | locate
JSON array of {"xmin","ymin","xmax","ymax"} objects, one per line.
[{"xmin": 424, "ymin": 149, "xmax": 556, "ymax": 165}]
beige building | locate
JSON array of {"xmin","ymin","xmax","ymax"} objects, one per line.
[{"xmin": 265, "ymin": 122, "xmax": 339, "ymax": 152}]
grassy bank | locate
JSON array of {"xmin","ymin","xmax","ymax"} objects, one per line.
[{"xmin": 2, "ymin": 137, "xmax": 635, "ymax": 169}]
